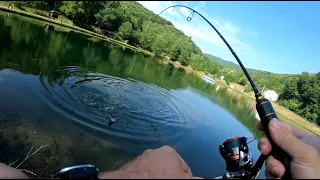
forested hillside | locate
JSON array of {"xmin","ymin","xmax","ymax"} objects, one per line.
[
  {"xmin": 204, "ymin": 53, "xmax": 240, "ymax": 69},
  {"xmin": 205, "ymin": 53, "xmax": 297, "ymax": 93},
  {"xmin": 12, "ymin": 1, "xmax": 222, "ymax": 75},
  {"xmin": 278, "ymin": 73, "xmax": 320, "ymax": 124},
  {"xmin": 6, "ymin": 1, "xmax": 320, "ymax": 124},
  {"xmin": 205, "ymin": 54, "xmax": 319, "ymax": 124}
]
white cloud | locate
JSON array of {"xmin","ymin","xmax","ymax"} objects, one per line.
[
  {"xmin": 164, "ymin": 17, "xmax": 226, "ymax": 48},
  {"xmin": 138, "ymin": 1, "xmax": 256, "ymax": 57},
  {"xmin": 179, "ymin": 7, "xmax": 191, "ymax": 18},
  {"xmin": 137, "ymin": 1, "xmax": 183, "ymax": 18},
  {"xmin": 167, "ymin": 7, "xmax": 179, "ymax": 16},
  {"xmin": 137, "ymin": 1, "xmax": 174, "ymax": 14}
]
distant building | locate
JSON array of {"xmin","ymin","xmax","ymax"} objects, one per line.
[{"xmin": 263, "ymin": 90, "xmax": 279, "ymax": 102}]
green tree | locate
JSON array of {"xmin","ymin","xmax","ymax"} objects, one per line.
[
  {"xmin": 59, "ymin": 1, "xmax": 85, "ymax": 21},
  {"xmin": 15, "ymin": 1, "xmax": 222, "ymax": 76},
  {"xmin": 14, "ymin": 1, "xmax": 48, "ymax": 10},
  {"xmin": 244, "ymin": 85, "xmax": 253, "ymax": 93},
  {"xmin": 59, "ymin": 1, "xmax": 104, "ymax": 26},
  {"xmin": 278, "ymin": 72, "xmax": 320, "ymax": 124},
  {"xmin": 237, "ymin": 76, "xmax": 248, "ymax": 86},
  {"xmin": 118, "ymin": 21, "xmax": 133, "ymax": 40},
  {"xmin": 279, "ymin": 78, "xmax": 299, "ymax": 100},
  {"xmin": 94, "ymin": 2, "xmax": 127, "ymax": 32}
]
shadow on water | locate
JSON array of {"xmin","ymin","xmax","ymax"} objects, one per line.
[{"xmin": 0, "ymin": 11, "xmax": 265, "ymax": 178}]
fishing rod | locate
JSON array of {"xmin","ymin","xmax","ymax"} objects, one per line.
[
  {"xmin": 151, "ymin": 5, "xmax": 292, "ymax": 179},
  {"xmin": 17, "ymin": 5, "xmax": 292, "ymax": 180}
]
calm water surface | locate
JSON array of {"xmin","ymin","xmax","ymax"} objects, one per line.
[{"xmin": 0, "ymin": 11, "xmax": 265, "ymax": 178}]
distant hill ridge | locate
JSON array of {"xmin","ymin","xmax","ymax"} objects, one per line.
[
  {"xmin": 204, "ymin": 53, "xmax": 241, "ymax": 70},
  {"xmin": 203, "ymin": 53, "xmax": 291, "ymax": 75}
]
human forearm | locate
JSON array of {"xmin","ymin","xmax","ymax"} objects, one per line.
[{"xmin": 0, "ymin": 163, "xmax": 29, "ymax": 179}]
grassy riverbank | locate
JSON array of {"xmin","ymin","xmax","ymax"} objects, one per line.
[
  {"xmin": 1, "ymin": 3, "xmax": 319, "ymax": 137},
  {"xmin": 0, "ymin": 5, "xmax": 154, "ymax": 56},
  {"xmin": 214, "ymin": 80, "xmax": 320, "ymax": 136}
]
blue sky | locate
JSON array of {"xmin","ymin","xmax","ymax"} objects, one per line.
[{"xmin": 138, "ymin": 1, "xmax": 320, "ymax": 74}]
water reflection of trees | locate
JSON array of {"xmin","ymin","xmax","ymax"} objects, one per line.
[
  {"xmin": 212, "ymin": 84, "xmax": 264, "ymax": 139},
  {"xmin": 0, "ymin": 12, "xmax": 264, "ymax": 140},
  {"xmin": 0, "ymin": 14, "xmax": 199, "ymax": 91}
]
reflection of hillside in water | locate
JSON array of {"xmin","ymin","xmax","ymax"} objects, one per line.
[
  {"xmin": 0, "ymin": 12, "xmax": 207, "ymax": 174},
  {"xmin": 0, "ymin": 11, "xmax": 264, "ymax": 176},
  {"xmin": 213, "ymin": 83, "xmax": 264, "ymax": 139}
]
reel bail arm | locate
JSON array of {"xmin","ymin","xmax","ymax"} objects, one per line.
[{"xmin": 214, "ymin": 136, "xmax": 265, "ymax": 179}]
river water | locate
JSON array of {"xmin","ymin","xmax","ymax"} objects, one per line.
[{"xmin": 0, "ymin": 11, "xmax": 265, "ymax": 178}]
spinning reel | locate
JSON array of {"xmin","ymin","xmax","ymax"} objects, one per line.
[
  {"xmin": 153, "ymin": 5, "xmax": 292, "ymax": 179},
  {"xmin": 214, "ymin": 137, "xmax": 265, "ymax": 179}
]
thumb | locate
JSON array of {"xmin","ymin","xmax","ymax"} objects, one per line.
[{"xmin": 269, "ymin": 119, "xmax": 314, "ymax": 161}]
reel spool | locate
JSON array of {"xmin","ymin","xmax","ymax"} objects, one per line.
[{"xmin": 219, "ymin": 137, "xmax": 253, "ymax": 178}]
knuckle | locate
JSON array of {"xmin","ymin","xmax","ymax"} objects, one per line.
[
  {"xmin": 143, "ymin": 149, "xmax": 153, "ymax": 154},
  {"xmin": 161, "ymin": 145, "xmax": 174, "ymax": 152},
  {"xmin": 279, "ymin": 128, "xmax": 292, "ymax": 145}
]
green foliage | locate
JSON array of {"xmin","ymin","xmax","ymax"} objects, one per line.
[
  {"xmin": 206, "ymin": 53, "xmax": 319, "ymax": 125},
  {"xmin": 180, "ymin": 59, "xmax": 188, "ymax": 66},
  {"xmin": 118, "ymin": 21, "xmax": 133, "ymax": 40},
  {"xmin": 190, "ymin": 53, "xmax": 221, "ymax": 74},
  {"xmin": 206, "ymin": 53, "xmax": 298, "ymax": 94},
  {"xmin": 178, "ymin": 67, "xmax": 186, "ymax": 73},
  {"xmin": 237, "ymin": 76, "xmax": 248, "ymax": 86},
  {"xmin": 278, "ymin": 78, "xmax": 299, "ymax": 100},
  {"xmin": 59, "ymin": 1, "xmax": 104, "ymax": 26},
  {"xmin": 59, "ymin": 1, "xmax": 84, "ymax": 20},
  {"xmin": 220, "ymin": 69, "xmax": 242, "ymax": 83},
  {"xmin": 13, "ymin": 1, "xmax": 50, "ymax": 10},
  {"xmin": 217, "ymin": 67, "xmax": 297, "ymax": 94},
  {"xmin": 205, "ymin": 53, "xmax": 240, "ymax": 69},
  {"xmin": 12, "ymin": 0, "xmax": 318, "ymax": 126},
  {"xmin": 278, "ymin": 72, "xmax": 320, "ymax": 125},
  {"xmin": 94, "ymin": 2, "xmax": 127, "ymax": 32},
  {"xmin": 16, "ymin": 1, "xmax": 222, "ymax": 75},
  {"xmin": 244, "ymin": 85, "xmax": 253, "ymax": 93}
]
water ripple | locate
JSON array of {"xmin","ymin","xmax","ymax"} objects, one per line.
[{"xmin": 39, "ymin": 66, "xmax": 193, "ymax": 144}]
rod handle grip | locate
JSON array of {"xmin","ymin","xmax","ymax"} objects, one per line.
[{"xmin": 256, "ymin": 97, "xmax": 292, "ymax": 179}]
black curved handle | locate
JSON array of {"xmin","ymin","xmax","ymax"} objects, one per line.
[{"xmin": 256, "ymin": 97, "xmax": 292, "ymax": 179}]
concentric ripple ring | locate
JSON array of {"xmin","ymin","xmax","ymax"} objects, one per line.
[{"xmin": 39, "ymin": 66, "xmax": 194, "ymax": 145}]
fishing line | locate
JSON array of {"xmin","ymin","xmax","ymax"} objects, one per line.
[
  {"xmin": 187, "ymin": 11, "xmax": 194, "ymax": 21},
  {"xmin": 152, "ymin": 5, "xmax": 292, "ymax": 179},
  {"xmin": 246, "ymin": 137, "xmax": 256, "ymax": 144}
]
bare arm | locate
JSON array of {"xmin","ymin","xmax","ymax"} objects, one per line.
[{"xmin": 0, "ymin": 163, "xmax": 29, "ymax": 179}]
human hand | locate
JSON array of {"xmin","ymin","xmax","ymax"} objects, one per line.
[
  {"xmin": 98, "ymin": 145, "xmax": 202, "ymax": 179},
  {"xmin": 256, "ymin": 118, "xmax": 320, "ymax": 179},
  {"xmin": 0, "ymin": 163, "xmax": 29, "ymax": 179}
]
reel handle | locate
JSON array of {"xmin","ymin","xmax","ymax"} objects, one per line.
[{"xmin": 256, "ymin": 96, "xmax": 292, "ymax": 179}]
